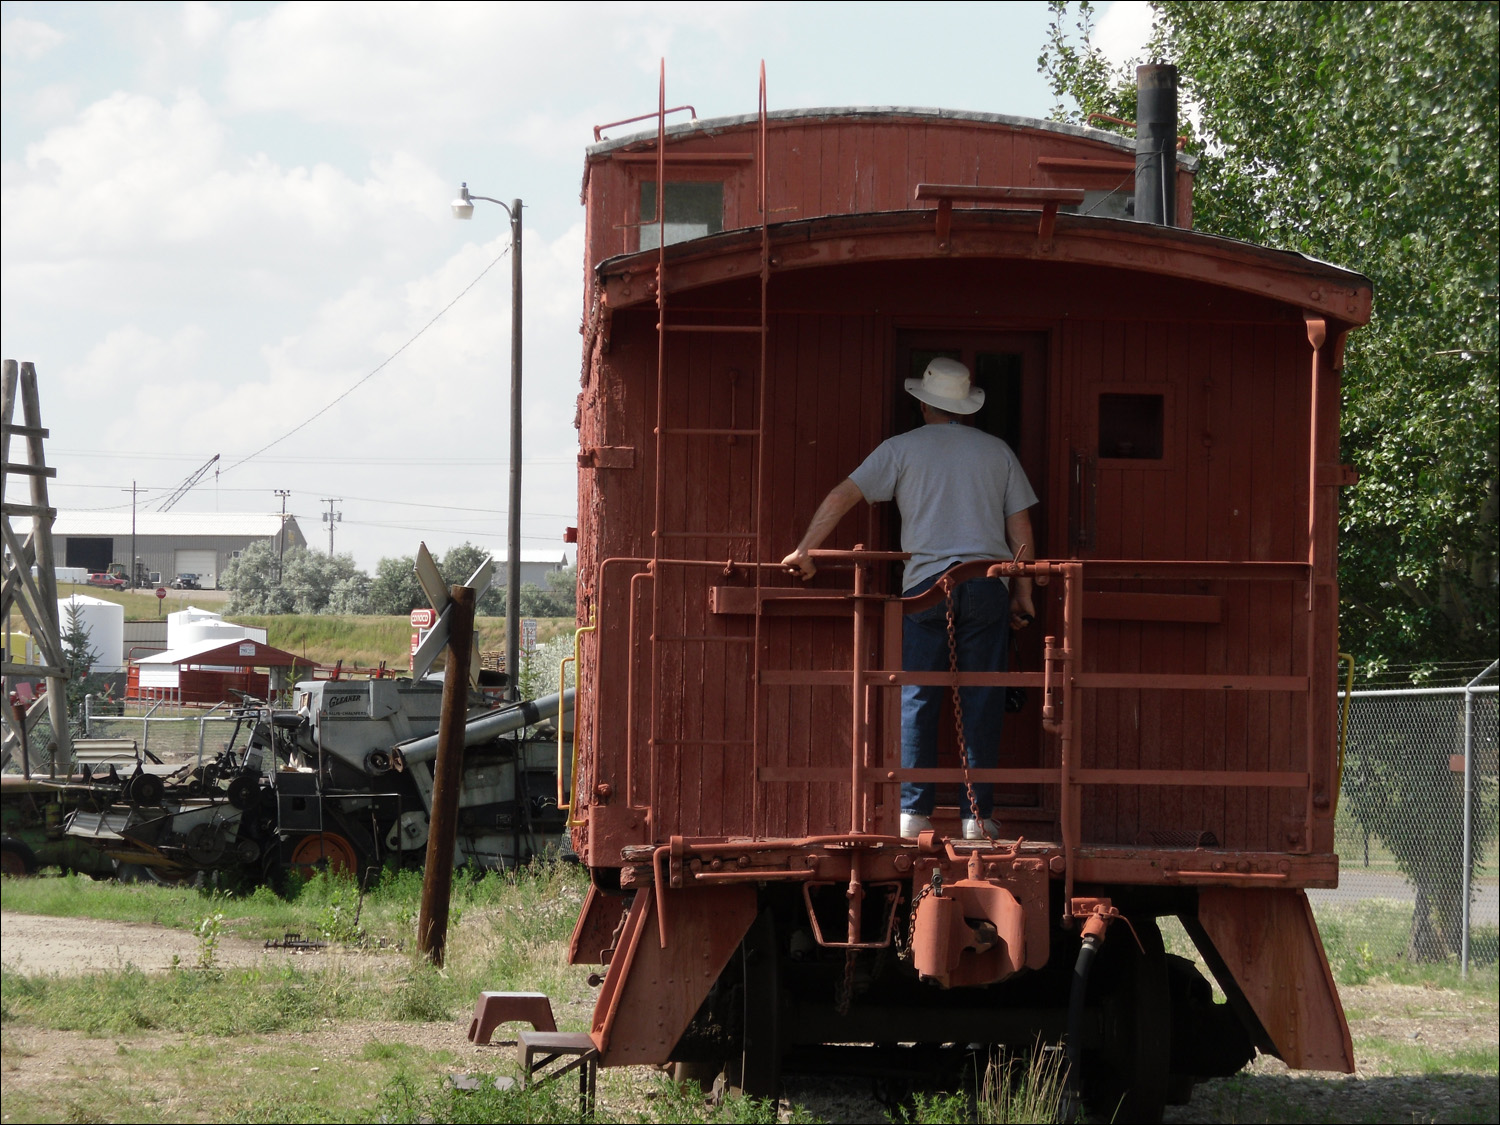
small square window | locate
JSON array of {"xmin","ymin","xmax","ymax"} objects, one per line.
[
  {"xmin": 1099, "ymin": 393, "xmax": 1163, "ymax": 459},
  {"xmin": 640, "ymin": 181, "xmax": 724, "ymax": 249}
]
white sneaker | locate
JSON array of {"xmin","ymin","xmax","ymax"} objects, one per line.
[
  {"xmin": 962, "ymin": 817, "xmax": 1000, "ymax": 840},
  {"xmin": 900, "ymin": 812, "xmax": 934, "ymax": 837}
]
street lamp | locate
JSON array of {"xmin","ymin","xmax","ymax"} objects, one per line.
[{"xmin": 452, "ymin": 183, "xmax": 523, "ymax": 701}]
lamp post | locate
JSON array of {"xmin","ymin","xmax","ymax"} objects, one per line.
[{"xmin": 452, "ymin": 183, "xmax": 523, "ymax": 701}]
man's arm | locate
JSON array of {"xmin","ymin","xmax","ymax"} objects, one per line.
[
  {"xmin": 782, "ymin": 478, "xmax": 866, "ymax": 579},
  {"xmin": 1005, "ymin": 507, "xmax": 1036, "ymax": 629}
]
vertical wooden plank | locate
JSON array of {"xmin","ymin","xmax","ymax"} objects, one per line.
[
  {"xmin": 1201, "ymin": 320, "xmax": 1233, "ymax": 844},
  {"xmin": 1269, "ymin": 331, "xmax": 1306, "ymax": 848},
  {"xmin": 768, "ymin": 313, "xmax": 804, "ymax": 840},
  {"xmin": 774, "ymin": 123, "xmax": 810, "ymax": 222},
  {"xmin": 831, "ymin": 121, "xmax": 855, "ymax": 216}
]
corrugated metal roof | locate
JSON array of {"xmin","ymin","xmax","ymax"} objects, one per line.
[{"xmin": 53, "ymin": 512, "xmax": 293, "ymax": 537}]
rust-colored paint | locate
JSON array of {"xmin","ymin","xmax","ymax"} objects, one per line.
[
  {"xmin": 590, "ymin": 884, "xmax": 757, "ymax": 1066},
  {"xmin": 1193, "ymin": 887, "xmax": 1355, "ymax": 1073},
  {"xmin": 288, "ymin": 832, "xmax": 357, "ymax": 878},
  {"xmin": 567, "ymin": 882, "xmax": 630, "ymax": 966},
  {"xmin": 468, "ymin": 991, "xmax": 557, "ymax": 1045},
  {"xmin": 569, "ymin": 100, "xmax": 1373, "ymax": 1076}
]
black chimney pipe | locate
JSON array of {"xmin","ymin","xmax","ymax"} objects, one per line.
[{"xmin": 1135, "ymin": 64, "xmax": 1179, "ymax": 226}]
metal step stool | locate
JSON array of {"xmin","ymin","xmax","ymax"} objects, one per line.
[
  {"xmin": 518, "ymin": 1029, "xmax": 598, "ymax": 1117},
  {"xmin": 468, "ymin": 990, "xmax": 557, "ymax": 1044}
]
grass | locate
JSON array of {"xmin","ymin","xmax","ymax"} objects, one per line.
[
  {"xmin": 9, "ymin": 597, "xmax": 577, "ymax": 670},
  {"xmin": 893, "ymin": 1049, "xmax": 1069, "ymax": 1125},
  {"xmin": 1, "ymin": 864, "xmax": 590, "ymax": 1034},
  {"xmin": 4, "ymin": 867, "xmax": 1496, "ymax": 1124}
]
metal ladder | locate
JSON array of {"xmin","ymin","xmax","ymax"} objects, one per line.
[{"xmin": 640, "ymin": 64, "xmax": 774, "ymax": 834}]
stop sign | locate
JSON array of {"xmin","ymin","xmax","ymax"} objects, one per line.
[{"xmin": 155, "ymin": 587, "xmax": 167, "ymax": 600}]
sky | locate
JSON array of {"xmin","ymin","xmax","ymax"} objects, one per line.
[{"xmin": 1, "ymin": 1, "xmax": 1152, "ymax": 572}]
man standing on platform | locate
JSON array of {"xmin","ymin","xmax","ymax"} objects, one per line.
[{"xmin": 782, "ymin": 357, "xmax": 1038, "ymax": 838}]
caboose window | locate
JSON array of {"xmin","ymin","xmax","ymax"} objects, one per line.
[
  {"xmin": 1098, "ymin": 393, "xmax": 1164, "ymax": 459},
  {"xmin": 640, "ymin": 181, "xmax": 724, "ymax": 249}
]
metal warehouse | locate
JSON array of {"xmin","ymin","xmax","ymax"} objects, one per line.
[{"xmin": 51, "ymin": 512, "xmax": 307, "ymax": 589}]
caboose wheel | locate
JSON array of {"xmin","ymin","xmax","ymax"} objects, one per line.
[{"xmin": 1081, "ymin": 914, "xmax": 1170, "ymax": 1123}]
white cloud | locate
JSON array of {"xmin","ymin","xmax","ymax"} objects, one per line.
[
  {"xmin": 1, "ymin": 89, "xmax": 451, "ymax": 288},
  {"xmin": 1095, "ymin": 1, "xmax": 1154, "ymax": 70},
  {"xmin": 218, "ymin": 3, "xmax": 754, "ymax": 149},
  {"xmin": 1, "ymin": 17, "xmax": 65, "ymax": 60},
  {"xmin": 182, "ymin": 2, "xmax": 228, "ymax": 48}
]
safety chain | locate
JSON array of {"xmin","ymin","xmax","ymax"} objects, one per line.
[
  {"xmin": 896, "ymin": 868, "xmax": 943, "ymax": 962},
  {"xmin": 943, "ymin": 579, "xmax": 994, "ymax": 838},
  {"xmin": 835, "ymin": 948, "xmax": 858, "ymax": 1016}
]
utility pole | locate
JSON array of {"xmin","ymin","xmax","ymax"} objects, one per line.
[
  {"xmin": 273, "ymin": 489, "xmax": 291, "ymax": 581},
  {"xmin": 451, "ymin": 185, "xmax": 523, "ymax": 701},
  {"xmin": 321, "ymin": 498, "xmax": 342, "ymax": 555},
  {"xmin": 120, "ymin": 481, "xmax": 140, "ymax": 587}
]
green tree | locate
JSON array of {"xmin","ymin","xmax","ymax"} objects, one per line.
[
  {"xmin": 368, "ymin": 554, "xmax": 423, "ymax": 616},
  {"xmin": 519, "ymin": 566, "xmax": 577, "ymax": 618},
  {"xmin": 440, "ymin": 542, "xmax": 505, "ymax": 616},
  {"xmin": 327, "ymin": 573, "xmax": 373, "ymax": 615},
  {"xmin": 281, "ymin": 549, "xmax": 364, "ymax": 615},
  {"xmin": 222, "ymin": 540, "xmax": 288, "ymax": 614},
  {"xmin": 1039, "ymin": 1, "xmax": 1499, "ymax": 678},
  {"xmin": 60, "ymin": 600, "xmax": 106, "ymax": 726},
  {"xmin": 223, "ymin": 541, "xmax": 367, "ymax": 615},
  {"xmin": 1341, "ymin": 721, "xmax": 1492, "ymax": 961}
]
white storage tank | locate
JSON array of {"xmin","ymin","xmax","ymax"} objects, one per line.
[
  {"xmin": 166, "ymin": 606, "xmax": 268, "ymax": 650},
  {"xmin": 57, "ymin": 594, "xmax": 125, "ymax": 673}
]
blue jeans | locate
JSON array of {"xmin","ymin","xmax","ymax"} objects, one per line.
[{"xmin": 900, "ymin": 574, "xmax": 1010, "ymax": 819}]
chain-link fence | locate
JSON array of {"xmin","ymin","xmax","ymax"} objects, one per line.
[{"xmin": 1309, "ymin": 669, "xmax": 1499, "ymax": 975}]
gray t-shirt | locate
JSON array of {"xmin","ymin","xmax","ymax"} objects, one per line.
[{"xmin": 848, "ymin": 422, "xmax": 1038, "ymax": 591}]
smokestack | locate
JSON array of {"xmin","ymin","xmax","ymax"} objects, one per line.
[{"xmin": 1135, "ymin": 64, "xmax": 1179, "ymax": 226}]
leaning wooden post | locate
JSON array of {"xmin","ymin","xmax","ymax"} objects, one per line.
[{"xmin": 417, "ymin": 583, "xmax": 476, "ymax": 967}]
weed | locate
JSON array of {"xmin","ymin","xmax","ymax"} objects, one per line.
[
  {"xmin": 387, "ymin": 960, "xmax": 455, "ymax": 1023},
  {"xmin": 197, "ymin": 910, "xmax": 226, "ymax": 970},
  {"xmin": 317, "ymin": 878, "xmax": 366, "ymax": 944}
]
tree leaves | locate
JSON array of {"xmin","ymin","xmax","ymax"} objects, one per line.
[{"xmin": 1041, "ymin": 1, "xmax": 1498, "ymax": 677}]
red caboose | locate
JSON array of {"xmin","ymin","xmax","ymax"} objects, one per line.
[{"xmin": 560, "ymin": 70, "xmax": 1369, "ymax": 1115}]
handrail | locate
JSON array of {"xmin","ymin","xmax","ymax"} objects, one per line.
[
  {"xmin": 560, "ymin": 612, "xmax": 597, "ymax": 825},
  {"xmin": 764, "ymin": 557, "xmax": 1321, "ymax": 877}
]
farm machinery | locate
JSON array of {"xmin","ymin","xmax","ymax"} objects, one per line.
[{"xmin": 3, "ymin": 678, "xmax": 575, "ymax": 884}]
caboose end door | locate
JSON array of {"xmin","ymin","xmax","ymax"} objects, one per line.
[{"xmin": 893, "ymin": 331, "xmax": 1053, "ymax": 826}]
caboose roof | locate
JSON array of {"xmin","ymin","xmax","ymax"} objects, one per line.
[
  {"xmin": 589, "ymin": 105, "xmax": 1198, "ymax": 172},
  {"xmin": 595, "ymin": 207, "xmax": 1372, "ymax": 327}
]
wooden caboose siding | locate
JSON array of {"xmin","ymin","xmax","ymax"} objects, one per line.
[
  {"xmin": 577, "ymin": 301, "xmax": 892, "ymax": 840},
  {"xmin": 575, "ymin": 186, "xmax": 1365, "ymax": 857},
  {"xmin": 595, "ymin": 211, "xmax": 1372, "ymax": 329},
  {"xmin": 584, "ymin": 110, "xmax": 1196, "ymax": 266},
  {"xmin": 1053, "ymin": 315, "xmax": 1315, "ymax": 852},
  {"xmin": 579, "ymin": 268, "xmax": 1331, "ymax": 852}
]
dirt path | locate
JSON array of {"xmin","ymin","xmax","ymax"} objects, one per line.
[{"xmin": 1, "ymin": 910, "xmax": 309, "ymax": 973}]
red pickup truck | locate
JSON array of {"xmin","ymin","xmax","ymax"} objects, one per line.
[{"xmin": 86, "ymin": 573, "xmax": 126, "ymax": 591}]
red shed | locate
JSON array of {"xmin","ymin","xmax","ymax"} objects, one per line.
[
  {"xmin": 553, "ymin": 75, "xmax": 1370, "ymax": 1116},
  {"xmin": 130, "ymin": 637, "xmax": 301, "ymax": 705}
]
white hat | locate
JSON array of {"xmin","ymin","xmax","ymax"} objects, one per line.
[{"xmin": 904, "ymin": 356, "xmax": 984, "ymax": 415}]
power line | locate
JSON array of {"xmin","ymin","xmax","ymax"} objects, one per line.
[{"xmin": 221, "ymin": 243, "xmax": 512, "ymax": 475}]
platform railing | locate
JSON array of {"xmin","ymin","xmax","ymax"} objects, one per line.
[{"xmin": 754, "ymin": 549, "xmax": 1321, "ymax": 897}]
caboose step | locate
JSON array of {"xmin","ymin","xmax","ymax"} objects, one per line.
[{"xmin": 519, "ymin": 1029, "xmax": 598, "ymax": 1117}]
